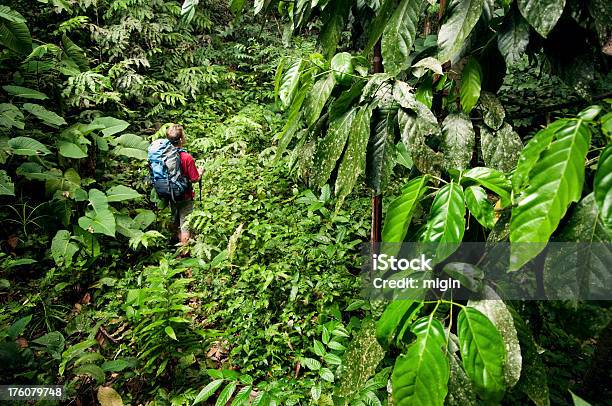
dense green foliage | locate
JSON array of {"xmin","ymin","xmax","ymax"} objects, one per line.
[{"xmin": 1, "ymin": 0, "xmax": 611, "ymax": 405}]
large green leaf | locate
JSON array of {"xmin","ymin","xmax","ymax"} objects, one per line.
[
  {"xmin": 304, "ymin": 73, "xmax": 335, "ymax": 126},
  {"xmin": 74, "ymin": 364, "xmax": 105, "ymax": 384},
  {"xmin": 376, "ymin": 300, "xmax": 419, "ymax": 347},
  {"xmin": 253, "ymin": 0, "xmax": 269, "ymax": 15},
  {"xmin": 395, "ymin": 140, "xmax": 414, "ymax": 168},
  {"xmin": 0, "ymin": 103, "xmax": 24, "ymax": 129},
  {"xmin": 58, "ymin": 140, "xmax": 88, "ymax": 159},
  {"xmin": 511, "ymin": 120, "xmax": 567, "ymax": 193},
  {"xmin": 335, "ymin": 104, "xmax": 373, "ymax": 206},
  {"xmin": 78, "ymin": 189, "xmax": 116, "ymax": 237},
  {"xmin": 45, "ymin": 168, "xmax": 81, "ymax": 196},
  {"xmin": 193, "ymin": 379, "xmax": 223, "ymax": 404},
  {"xmin": 230, "ymin": 386, "xmax": 252, "ymax": 406},
  {"xmin": 442, "ymin": 262, "xmax": 484, "ymax": 292},
  {"xmin": 364, "ymin": 0, "xmax": 401, "ymax": 53},
  {"xmin": 294, "ymin": 133, "xmax": 318, "ymax": 182},
  {"xmin": 420, "ymin": 182, "xmax": 465, "ymax": 262},
  {"xmin": 517, "ymin": 0, "xmax": 565, "ymax": 38},
  {"xmin": 0, "ymin": 169, "xmax": 15, "ymax": 196},
  {"xmin": 544, "ymin": 193, "xmax": 612, "ymax": 299},
  {"xmin": 362, "ymin": 73, "xmax": 393, "ymax": 103},
  {"xmin": 392, "ymin": 316, "xmax": 449, "ymax": 406},
  {"xmin": 0, "ymin": 137, "xmax": 8, "ymax": 163},
  {"xmin": 133, "ymin": 210, "xmax": 156, "ymax": 230},
  {"xmin": 594, "ymin": 144, "xmax": 612, "ymax": 230},
  {"xmin": 468, "ymin": 288, "xmax": 522, "ymax": 388},
  {"xmin": 73, "ymin": 225, "xmax": 101, "ymax": 258},
  {"xmin": 59, "ymin": 338, "xmax": 97, "ymax": 375},
  {"xmin": 278, "ymin": 59, "xmax": 303, "ymax": 109},
  {"xmin": 382, "ymin": 176, "xmax": 429, "ymax": 242},
  {"xmin": 395, "ymin": 83, "xmax": 443, "ymax": 176},
  {"xmin": 0, "ymin": 6, "xmax": 26, "ymax": 23},
  {"xmin": 462, "ymin": 167, "xmax": 512, "ymax": 207},
  {"xmin": 412, "ymin": 57, "xmax": 444, "ymax": 78},
  {"xmin": 510, "ymin": 309, "xmax": 550, "ymax": 406},
  {"xmin": 31, "ymin": 331, "xmax": 65, "ymax": 359},
  {"xmin": 273, "ymin": 57, "xmax": 286, "ymax": 106},
  {"xmin": 497, "ymin": 7, "xmax": 530, "ymax": 65},
  {"xmin": 293, "ymin": 0, "xmax": 311, "ymax": 29},
  {"xmin": 113, "ymin": 133, "xmax": 149, "ymax": 160},
  {"xmin": 86, "ymin": 188, "xmax": 109, "ymax": 212},
  {"xmin": 478, "ymin": 92, "xmax": 505, "ymax": 130},
  {"xmin": 62, "ymin": 34, "xmax": 88, "ymax": 72},
  {"xmin": 312, "ymin": 108, "xmax": 355, "ymax": 187},
  {"xmin": 276, "ymin": 80, "xmax": 311, "ymax": 157},
  {"xmin": 215, "ymin": 382, "xmax": 236, "ymax": 406},
  {"xmin": 0, "ymin": 12, "xmax": 32, "ymax": 55},
  {"xmin": 465, "ymin": 185, "xmax": 495, "ymax": 229},
  {"xmin": 58, "ymin": 126, "xmax": 92, "ymax": 159},
  {"xmin": 8, "ymin": 136, "xmax": 51, "ymax": 156},
  {"xmin": 577, "ymin": 105, "xmax": 601, "ymax": 121},
  {"xmin": 446, "ymin": 351, "xmax": 477, "ymax": 406},
  {"xmin": 2, "ymin": 85, "xmax": 48, "ymax": 100},
  {"xmin": 65, "ymin": 122, "xmax": 105, "ymax": 138},
  {"xmin": 22, "ymin": 103, "xmax": 66, "ymax": 127},
  {"xmin": 480, "ymin": 123, "xmax": 523, "ymax": 173},
  {"xmin": 415, "ymin": 75, "xmax": 433, "ymax": 109},
  {"xmin": 40, "ymin": 0, "xmax": 70, "ymax": 13},
  {"xmin": 460, "ymin": 58, "xmax": 481, "ymax": 113},
  {"xmin": 509, "ymin": 119, "xmax": 591, "ymax": 271},
  {"xmin": 115, "ymin": 214, "xmax": 139, "ymax": 238},
  {"xmin": 570, "ymin": 391, "xmax": 593, "ymax": 406},
  {"xmin": 393, "ymin": 81, "xmax": 438, "ymax": 130},
  {"xmin": 381, "ymin": 0, "xmax": 421, "ymax": 76},
  {"xmin": 366, "ymin": 108, "xmax": 397, "ymax": 193},
  {"xmin": 25, "ymin": 43, "xmax": 62, "ymax": 62},
  {"xmin": 106, "ymin": 185, "xmax": 142, "ymax": 202},
  {"xmin": 7, "ymin": 315, "xmax": 32, "ymax": 338},
  {"xmin": 330, "ymin": 52, "xmax": 353, "ymax": 84},
  {"xmin": 91, "ymin": 116, "xmax": 129, "ymax": 136},
  {"xmin": 318, "ymin": 0, "xmax": 350, "ymax": 58},
  {"xmin": 181, "ymin": 0, "xmax": 199, "ymax": 24},
  {"xmin": 458, "ymin": 307, "xmax": 506, "ymax": 401},
  {"xmin": 329, "ymin": 80, "xmax": 365, "ymax": 120},
  {"xmin": 51, "ymin": 230, "xmax": 78, "ymax": 266},
  {"xmin": 441, "ymin": 114, "xmax": 474, "ymax": 171},
  {"xmin": 335, "ymin": 320, "xmax": 385, "ymax": 398},
  {"xmin": 437, "ymin": 0, "xmax": 484, "ymax": 62},
  {"xmin": 588, "ymin": 0, "xmax": 612, "ymax": 46},
  {"xmin": 411, "ymin": 315, "xmax": 446, "ymax": 346}
]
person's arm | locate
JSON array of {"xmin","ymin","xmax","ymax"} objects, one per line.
[{"xmin": 182, "ymin": 153, "xmax": 201, "ymax": 182}]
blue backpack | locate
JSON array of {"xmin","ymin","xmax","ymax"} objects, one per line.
[{"xmin": 147, "ymin": 139, "xmax": 190, "ymax": 201}]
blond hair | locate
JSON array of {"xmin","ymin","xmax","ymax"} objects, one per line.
[{"xmin": 166, "ymin": 124, "xmax": 184, "ymax": 145}]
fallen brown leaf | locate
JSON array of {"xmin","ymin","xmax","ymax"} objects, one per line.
[{"xmin": 16, "ymin": 337, "xmax": 28, "ymax": 348}]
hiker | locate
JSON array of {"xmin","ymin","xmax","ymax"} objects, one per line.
[{"xmin": 148, "ymin": 124, "xmax": 203, "ymax": 246}]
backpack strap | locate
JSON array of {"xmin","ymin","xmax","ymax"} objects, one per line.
[
  {"xmin": 175, "ymin": 149, "xmax": 193, "ymax": 195},
  {"xmin": 176, "ymin": 149, "xmax": 187, "ymax": 176}
]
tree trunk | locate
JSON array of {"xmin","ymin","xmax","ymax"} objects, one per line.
[{"xmin": 371, "ymin": 40, "xmax": 383, "ymax": 244}]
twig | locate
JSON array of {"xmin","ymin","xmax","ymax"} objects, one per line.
[
  {"xmin": 294, "ymin": 361, "xmax": 301, "ymax": 378},
  {"xmin": 98, "ymin": 326, "xmax": 120, "ymax": 344}
]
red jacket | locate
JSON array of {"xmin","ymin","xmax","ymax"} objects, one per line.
[{"xmin": 179, "ymin": 151, "xmax": 200, "ymax": 200}]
